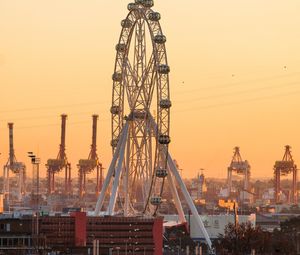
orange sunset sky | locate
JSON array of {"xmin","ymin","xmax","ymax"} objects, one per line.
[{"xmin": 0, "ymin": 0, "xmax": 300, "ymax": 179}]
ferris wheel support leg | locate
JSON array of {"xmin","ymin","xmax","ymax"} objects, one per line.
[
  {"xmin": 166, "ymin": 167, "xmax": 186, "ymax": 223},
  {"xmin": 107, "ymin": 124, "xmax": 129, "ymax": 215},
  {"xmin": 94, "ymin": 123, "xmax": 129, "ymax": 216},
  {"xmin": 124, "ymin": 127, "xmax": 131, "ymax": 217},
  {"xmin": 167, "ymin": 152, "xmax": 213, "ymax": 250}
]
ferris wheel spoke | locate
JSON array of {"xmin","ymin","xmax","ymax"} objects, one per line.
[
  {"xmin": 124, "ymin": 57, "xmax": 139, "ymax": 109},
  {"xmin": 131, "ymin": 53, "xmax": 155, "ymax": 110},
  {"xmin": 133, "ymin": 19, "xmax": 147, "ymax": 78}
]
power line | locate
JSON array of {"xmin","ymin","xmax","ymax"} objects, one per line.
[
  {"xmin": 4, "ymin": 81, "xmax": 298, "ymax": 123},
  {"xmin": 0, "ymin": 101, "xmax": 109, "ymax": 114},
  {"xmin": 13, "ymin": 118, "xmax": 110, "ymax": 130},
  {"xmin": 11, "ymin": 88, "xmax": 300, "ymax": 129},
  {"xmin": 1, "ymin": 73, "xmax": 299, "ymax": 128},
  {"xmin": 176, "ymin": 88, "xmax": 300, "ymax": 113},
  {"xmin": 1, "ymin": 72, "xmax": 298, "ymax": 115},
  {"xmin": 173, "ymin": 72, "xmax": 300, "ymax": 94},
  {"xmin": 0, "ymin": 111, "xmax": 103, "ymax": 122},
  {"xmin": 175, "ymin": 81, "xmax": 299, "ymax": 103}
]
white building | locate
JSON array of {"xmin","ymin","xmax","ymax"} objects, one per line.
[{"xmin": 164, "ymin": 214, "xmax": 256, "ymax": 240}]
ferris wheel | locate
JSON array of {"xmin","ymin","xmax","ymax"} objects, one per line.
[
  {"xmin": 95, "ymin": 0, "xmax": 213, "ymax": 251},
  {"xmin": 105, "ymin": 0, "xmax": 171, "ymax": 216}
]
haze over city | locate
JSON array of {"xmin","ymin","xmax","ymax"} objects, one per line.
[{"xmin": 1, "ymin": 0, "xmax": 300, "ymax": 179}]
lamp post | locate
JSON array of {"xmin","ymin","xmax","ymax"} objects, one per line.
[
  {"xmin": 27, "ymin": 152, "xmax": 40, "ymax": 252},
  {"xmin": 28, "ymin": 152, "xmax": 40, "ymax": 210}
]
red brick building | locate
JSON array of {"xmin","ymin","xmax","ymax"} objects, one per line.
[{"xmin": 0, "ymin": 213, "xmax": 163, "ymax": 255}]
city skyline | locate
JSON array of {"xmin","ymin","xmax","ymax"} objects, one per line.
[{"xmin": 1, "ymin": 0, "xmax": 300, "ymax": 179}]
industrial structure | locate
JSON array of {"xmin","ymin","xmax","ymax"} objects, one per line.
[
  {"xmin": 78, "ymin": 115, "xmax": 103, "ymax": 198},
  {"xmin": 3, "ymin": 123, "xmax": 26, "ymax": 206},
  {"xmin": 227, "ymin": 147, "xmax": 251, "ymax": 203},
  {"xmin": 274, "ymin": 145, "xmax": 298, "ymax": 204},
  {"xmin": 94, "ymin": 0, "xmax": 213, "ymax": 252},
  {"xmin": 198, "ymin": 171, "xmax": 206, "ymax": 200},
  {"xmin": 46, "ymin": 114, "xmax": 71, "ymax": 195}
]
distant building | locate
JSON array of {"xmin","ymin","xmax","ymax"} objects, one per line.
[
  {"xmin": 256, "ymin": 213, "xmax": 300, "ymax": 232},
  {"xmin": 165, "ymin": 214, "xmax": 256, "ymax": 240}
]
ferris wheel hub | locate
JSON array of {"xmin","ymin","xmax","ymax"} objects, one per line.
[{"xmin": 128, "ymin": 110, "xmax": 148, "ymax": 120}]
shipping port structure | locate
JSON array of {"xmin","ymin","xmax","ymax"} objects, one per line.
[
  {"xmin": 2, "ymin": 123, "xmax": 26, "ymax": 209},
  {"xmin": 274, "ymin": 145, "xmax": 298, "ymax": 204},
  {"xmin": 227, "ymin": 147, "xmax": 252, "ymax": 204},
  {"xmin": 77, "ymin": 115, "xmax": 103, "ymax": 200}
]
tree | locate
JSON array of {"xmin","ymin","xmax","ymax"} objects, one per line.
[
  {"xmin": 215, "ymin": 222, "xmax": 272, "ymax": 255},
  {"xmin": 271, "ymin": 228, "xmax": 295, "ymax": 254},
  {"xmin": 216, "ymin": 220, "xmax": 298, "ymax": 255}
]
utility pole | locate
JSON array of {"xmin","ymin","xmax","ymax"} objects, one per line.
[{"xmin": 28, "ymin": 152, "xmax": 40, "ymax": 253}]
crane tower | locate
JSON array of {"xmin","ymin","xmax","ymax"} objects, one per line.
[
  {"xmin": 227, "ymin": 147, "xmax": 251, "ymax": 203},
  {"xmin": 274, "ymin": 145, "xmax": 298, "ymax": 204},
  {"xmin": 78, "ymin": 115, "xmax": 103, "ymax": 198},
  {"xmin": 3, "ymin": 123, "xmax": 26, "ymax": 204},
  {"xmin": 46, "ymin": 114, "xmax": 71, "ymax": 195}
]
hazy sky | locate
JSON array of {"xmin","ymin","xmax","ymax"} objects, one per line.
[{"xmin": 0, "ymin": 0, "xmax": 300, "ymax": 179}]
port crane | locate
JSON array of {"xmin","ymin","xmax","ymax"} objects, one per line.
[
  {"xmin": 46, "ymin": 114, "xmax": 71, "ymax": 195},
  {"xmin": 78, "ymin": 115, "xmax": 103, "ymax": 198},
  {"xmin": 274, "ymin": 145, "xmax": 298, "ymax": 204},
  {"xmin": 227, "ymin": 147, "xmax": 251, "ymax": 203},
  {"xmin": 3, "ymin": 123, "xmax": 26, "ymax": 205}
]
